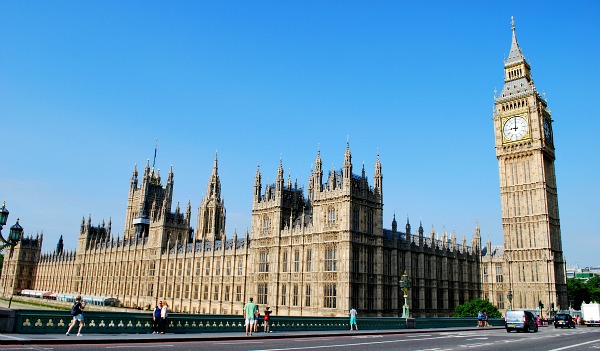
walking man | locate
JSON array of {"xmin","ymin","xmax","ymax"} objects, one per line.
[
  {"xmin": 349, "ymin": 307, "xmax": 358, "ymax": 331},
  {"xmin": 243, "ymin": 297, "xmax": 258, "ymax": 336}
]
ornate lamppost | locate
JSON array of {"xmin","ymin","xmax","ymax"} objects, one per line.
[
  {"xmin": 507, "ymin": 290, "xmax": 513, "ymax": 311},
  {"xmin": 400, "ymin": 271, "xmax": 411, "ymax": 318},
  {"xmin": 0, "ymin": 201, "xmax": 23, "ymax": 254},
  {"xmin": 1, "ymin": 201, "xmax": 24, "ymax": 308}
]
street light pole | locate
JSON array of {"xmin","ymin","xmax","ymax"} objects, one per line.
[
  {"xmin": 0, "ymin": 201, "xmax": 25, "ymax": 308},
  {"xmin": 400, "ymin": 271, "xmax": 411, "ymax": 318},
  {"xmin": 0, "ymin": 202, "xmax": 24, "ymax": 253}
]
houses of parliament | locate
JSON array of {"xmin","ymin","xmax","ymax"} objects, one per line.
[{"xmin": 0, "ymin": 18, "xmax": 567, "ymax": 318}]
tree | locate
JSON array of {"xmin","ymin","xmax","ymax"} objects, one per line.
[
  {"xmin": 587, "ymin": 276, "xmax": 600, "ymax": 303},
  {"xmin": 453, "ymin": 298, "xmax": 502, "ymax": 318},
  {"xmin": 567, "ymin": 278, "xmax": 590, "ymax": 310}
]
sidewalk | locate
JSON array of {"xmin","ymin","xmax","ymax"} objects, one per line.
[{"xmin": 0, "ymin": 326, "xmax": 498, "ymax": 345}]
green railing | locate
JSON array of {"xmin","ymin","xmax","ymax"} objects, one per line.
[{"xmin": 12, "ymin": 309, "xmax": 500, "ymax": 334}]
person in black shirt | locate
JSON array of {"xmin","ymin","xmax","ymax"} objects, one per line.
[{"xmin": 66, "ymin": 295, "xmax": 87, "ymax": 336}]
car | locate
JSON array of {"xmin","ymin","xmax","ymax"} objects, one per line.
[
  {"xmin": 505, "ymin": 310, "xmax": 539, "ymax": 333},
  {"xmin": 554, "ymin": 313, "xmax": 576, "ymax": 328}
]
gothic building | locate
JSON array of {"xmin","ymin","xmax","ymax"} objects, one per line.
[
  {"xmin": 1, "ymin": 146, "xmax": 481, "ymax": 317},
  {"xmin": 482, "ymin": 17, "xmax": 568, "ymax": 313}
]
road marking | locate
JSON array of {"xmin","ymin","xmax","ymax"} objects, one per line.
[
  {"xmin": 248, "ymin": 335, "xmax": 455, "ymax": 351},
  {"xmin": 546, "ymin": 339, "xmax": 600, "ymax": 350},
  {"xmin": 105, "ymin": 346, "xmax": 174, "ymax": 349},
  {"xmin": 466, "ymin": 337, "xmax": 488, "ymax": 340},
  {"xmin": 216, "ymin": 342, "xmax": 264, "ymax": 344},
  {"xmin": 0, "ymin": 334, "xmax": 29, "ymax": 341}
]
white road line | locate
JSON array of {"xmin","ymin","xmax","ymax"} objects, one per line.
[
  {"xmin": 105, "ymin": 346, "xmax": 174, "ymax": 349},
  {"xmin": 249, "ymin": 335, "xmax": 453, "ymax": 351},
  {"xmin": 546, "ymin": 339, "xmax": 600, "ymax": 351},
  {"xmin": 0, "ymin": 334, "xmax": 29, "ymax": 341}
]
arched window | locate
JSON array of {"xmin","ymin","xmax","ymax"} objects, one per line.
[{"xmin": 327, "ymin": 207, "xmax": 337, "ymax": 225}]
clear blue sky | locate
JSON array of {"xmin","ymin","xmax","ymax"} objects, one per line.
[{"xmin": 1, "ymin": 1, "xmax": 598, "ymax": 268}]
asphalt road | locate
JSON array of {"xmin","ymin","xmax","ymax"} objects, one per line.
[{"xmin": 2, "ymin": 327, "xmax": 599, "ymax": 351}]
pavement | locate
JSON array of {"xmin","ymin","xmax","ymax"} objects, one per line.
[{"xmin": 0, "ymin": 326, "xmax": 500, "ymax": 345}]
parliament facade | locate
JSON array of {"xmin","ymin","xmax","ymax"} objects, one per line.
[{"xmin": 1, "ymin": 147, "xmax": 481, "ymax": 317}]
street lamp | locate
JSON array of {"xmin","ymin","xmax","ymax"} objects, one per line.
[
  {"xmin": 0, "ymin": 201, "xmax": 23, "ymax": 254},
  {"xmin": 400, "ymin": 271, "xmax": 411, "ymax": 318},
  {"xmin": 507, "ymin": 290, "xmax": 513, "ymax": 311}
]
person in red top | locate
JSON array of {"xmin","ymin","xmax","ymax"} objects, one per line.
[{"xmin": 263, "ymin": 306, "xmax": 272, "ymax": 333}]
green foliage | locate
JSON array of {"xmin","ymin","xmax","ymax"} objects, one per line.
[
  {"xmin": 568, "ymin": 278, "xmax": 590, "ymax": 309},
  {"xmin": 453, "ymin": 298, "xmax": 501, "ymax": 318},
  {"xmin": 587, "ymin": 276, "xmax": 600, "ymax": 303},
  {"xmin": 567, "ymin": 276, "xmax": 600, "ymax": 309}
]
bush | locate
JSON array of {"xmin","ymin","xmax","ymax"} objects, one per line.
[{"xmin": 453, "ymin": 298, "xmax": 501, "ymax": 318}]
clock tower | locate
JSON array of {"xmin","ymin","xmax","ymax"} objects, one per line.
[{"xmin": 493, "ymin": 17, "xmax": 567, "ymax": 311}]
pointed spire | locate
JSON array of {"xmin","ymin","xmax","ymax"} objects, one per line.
[
  {"xmin": 374, "ymin": 151, "xmax": 383, "ymax": 194},
  {"xmin": 506, "ymin": 16, "xmax": 525, "ymax": 65},
  {"xmin": 168, "ymin": 164, "xmax": 174, "ymax": 184},
  {"xmin": 276, "ymin": 155, "xmax": 284, "ymax": 192},
  {"xmin": 131, "ymin": 163, "xmax": 138, "ymax": 187},
  {"xmin": 254, "ymin": 162, "xmax": 262, "ymax": 201},
  {"xmin": 212, "ymin": 149, "xmax": 219, "ymax": 176},
  {"xmin": 206, "ymin": 150, "xmax": 221, "ymax": 199},
  {"xmin": 343, "ymin": 139, "xmax": 352, "ymax": 179},
  {"xmin": 145, "ymin": 158, "xmax": 150, "ymax": 177}
]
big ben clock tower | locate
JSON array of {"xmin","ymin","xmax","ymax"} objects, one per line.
[{"xmin": 493, "ymin": 17, "xmax": 567, "ymax": 311}]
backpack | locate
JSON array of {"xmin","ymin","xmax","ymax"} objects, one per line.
[{"xmin": 71, "ymin": 302, "xmax": 80, "ymax": 316}]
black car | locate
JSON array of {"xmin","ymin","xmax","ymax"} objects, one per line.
[
  {"xmin": 554, "ymin": 313, "xmax": 576, "ymax": 328},
  {"xmin": 505, "ymin": 310, "xmax": 539, "ymax": 333}
]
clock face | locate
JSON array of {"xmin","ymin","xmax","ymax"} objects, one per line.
[
  {"xmin": 503, "ymin": 116, "xmax": 529, "ymax": 141},
  {"xmin": 543, "ymin": 119, "xmax": 552, "ymax": 141}
]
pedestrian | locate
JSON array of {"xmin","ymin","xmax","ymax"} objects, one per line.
[
  {"xmin": 66, "ymin": 295, "xmax": 87, "ymax": 336},
  {"xmin": 484, "ymin": 311, "xmax": 489, "ymax": 327},
  {"xmin": 160, "ymin": 301, "xmax": 169, "ymax": 334},
  {"xmin": 477, "ymin": 310, "xmax": 483, "ymax": 327},
  {"xmin": 254, "ymin": 305, "xmax": 261, "ymax": 333},
  {"xmin": 243, "ymin": 297, "xmax": 258, "ymax": 336},
  {"xmin": 263, "ymin": 306, "xmax": 272, "ymax": 333},
  {"xmin": 152, "ymin": 301, "xmax": 162, "ymax": 334},
  {"xmin": 349, "ymin": 307, "xmax": 358, "ymax": 330}
]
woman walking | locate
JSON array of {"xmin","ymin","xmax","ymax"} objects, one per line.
[
  {"xmin": 66, "ymin": 295, "xmax": 87, "ymax": 336},
  {"xmin": 160, "ymin": 301, "xmax": 169, "ymax": 334}
]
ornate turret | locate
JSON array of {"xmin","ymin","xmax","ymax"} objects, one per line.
[
  {"xmin": 343, "ymin": 141, "xmax": 352, "ymax": 180},
  {"xmin": 276, "ymin": 157, "xmax": 284, "ymax": 193},
  {"xmin": 314, "ymin": 148, "xmax": 323, "ymax": 190},
  {"xmin": 56, "ymin": 235, "xmax": 64, "ymax": 254},
  {"xmin": 374, "ymin": 152, "xmax": 382, "ymax": 194},
  {"xmin": 254, "ymin": 163, "xmax": 262, "ymax": 201},
  {"xmin": 197, "ymin": 151, "xmax": 226, "ymax": 242}
]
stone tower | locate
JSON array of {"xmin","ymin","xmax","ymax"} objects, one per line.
[
  {"xmin": 196, "ymin": 151, "xmax": 226, "ymax": 242},
  {"xmin": 493, "ymin": 17, "xmax": 567, "ymax": 311}
]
